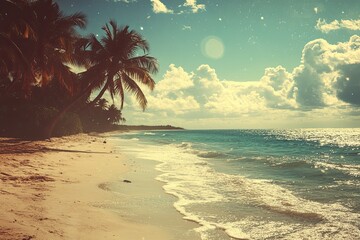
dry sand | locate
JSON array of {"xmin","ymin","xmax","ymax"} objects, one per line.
[{"xmin": 0, "ymin": 133, "xmax": 175, "ymax": 240}]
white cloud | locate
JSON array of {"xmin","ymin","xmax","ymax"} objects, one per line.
[
  {"xmin": 293, "ymin": 35, "xmax": 360, "ymax": 107},
  {"xmin": 183, "ymin": 0, "xmax": 205, "ymax": 13},
  {"xmin": 259, "ymin": 66, "xmax": 297, "ymax": 109},
  {"xmin": 316, "ymin": 19, "xmax": 360, "ymax": 33},
  {"xmin": 148, "ymin": 95, "xmax": 200, "ymax": 114},
  {"xmin": 149, "ymin": 0, "xmax": 205, "ymax": 15},
  {"xmin": 150, "ymin": 0, "xmax": 173, "ymax": 14},
  {"xmin": 155, "ymin": 64, "xmax": 194, "ymax": 93},
  {"xmin": 136, "ymin": 64, "xmax": 268, "ymax": 117},
  {"xmin": 122, "ymin": 35, "xmax": 360, "ymax": 128}
]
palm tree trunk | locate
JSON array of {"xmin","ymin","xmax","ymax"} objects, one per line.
[
  {"xmin": 78, "ymin": 70, "xmax": 115, "ymax": 113},
  {"xmin": 76, "ymin": 79, "xmax": 110, "ymax": 114}
]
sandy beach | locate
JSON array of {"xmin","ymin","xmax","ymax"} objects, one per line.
[{"xmin": 0, "ymin": 133, "xmax": 198, "ymax": 240}]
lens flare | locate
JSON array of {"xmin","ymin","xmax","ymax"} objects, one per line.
[{"xmin": 201, "ymin": 36, "xmax": 224, "ymax": 59}]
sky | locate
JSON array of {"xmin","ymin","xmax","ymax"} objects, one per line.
[{"xmin": 57, "ymin": 0, "xmax": 360, "ymax": 129}]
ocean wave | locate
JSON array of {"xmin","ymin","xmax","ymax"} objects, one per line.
[
  {"xmin": 175, "ymin": 141, "xmax": 227, "ymax": 159},
  {"xmin": 335, "ymin": 179, "xmax": 360, "ymax": 187},
  {"xmin": 272, "ymin": 160, "xmax": 309, "ymax": 168},
  {"xmin": 144, "ymin": 132, "xmax": 156, "ymax": 135},
  {"xmin": 152, "ymin": 145, "xmax": 359, "ymax": 239},
  {"xmin": 197, "ymin": 151, "xmax": 226, "ymax": 159},
  {"xmin": 315, "ymin": 162, "xmax": 360, "ymax": 177},
  {"xmin": 261, "ymin": 204, "xmax": 323, "ymax": 222},
  {"xmin": 220, "ymin": 217, "xmax": 360, "ymax": 240},
  {"xmin": 117, "ymin": 134, "xmax": 360, "ymax": 240},
  {"xmin": 178, "ymin": 142, "xmax": 193, "ymax": 149}
]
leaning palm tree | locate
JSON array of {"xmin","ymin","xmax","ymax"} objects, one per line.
[
  {"xmin": 81, "ymin": 20, "xmax": 158, "ymax": 110},
  {"xmin": 42, "ymin": 20, "xmax": 158, "ymax": 138}
]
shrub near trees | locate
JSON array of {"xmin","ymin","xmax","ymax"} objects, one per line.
[{"xmin": 0, "ymin": 0, "xmax": 158, "ymax": 139}]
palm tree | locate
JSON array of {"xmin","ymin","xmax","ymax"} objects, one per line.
[
  {"xmin": 42, "ymin": 20, "xmax": 158, "ymax": 138},
  {"xmin": 107, "ymin": 104, "xmax": 125, "ymax": 124},
  {"xmin": 80, "ymin": 20, "xmax": 158, "ymax": 110},
  {"xmin": 29, "ymin": 0, "xmax": 86, "ymax": 91},
  {"xmin": 0, "ymin": 0, "xmax": 33, "ymax": 95},
  {"xmin": 0, "ymin": 0, "xmax": 87, "ymax": 97},
  {"xmin": 95, "ymin": 98, "xmax": 109, "ymax": 110}
]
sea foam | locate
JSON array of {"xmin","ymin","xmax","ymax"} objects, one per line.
[
  {"xmin": 114, "ymin": 129, "xmax": 360, "ymax": 240},
  {"xmin": 119, "ymin": 139, "xmax": 360, "ymax": 239}
]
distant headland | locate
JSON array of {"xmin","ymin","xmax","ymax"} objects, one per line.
[{"xmin": 114, "ymin": 125, "xmax": 184, "ymax": 131}]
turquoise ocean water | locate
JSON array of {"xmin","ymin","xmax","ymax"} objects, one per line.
[{"xmin": 114, "ymin": 129, "xmax": 360, "ymax": 239}]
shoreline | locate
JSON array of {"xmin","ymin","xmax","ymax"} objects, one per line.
[
  {"xmin": 108, "ymin": 136, "xmax": 201, "ymax": 239},
  {"xmin": 0, "ymin": 133, "xmax": 196, "ymax": 240}
]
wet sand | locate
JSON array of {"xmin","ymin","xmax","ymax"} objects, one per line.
[{"xmin": 0, "ymin": 133, "xmax": 193, "ymax": 240}]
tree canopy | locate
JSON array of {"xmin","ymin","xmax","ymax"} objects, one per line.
[{"xmin": 0, "ymin": 0, "xmax": 157, "ymax": 139}]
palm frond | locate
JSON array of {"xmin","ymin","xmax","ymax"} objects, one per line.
[
  {"xmin": 124, "ymin": 67, "xmax": 155, "ymax": 90},
  {"xmin": 109, "ymin": 20, "xmax": 118, "ymax": 42},
  {"xmin": 126, "ymin": 55, "xmax": 159, "ymax": 74},
  {"xmin": 61, "ymin": 12, "xmax": 87, "ymax": 29},
  {"xmin": 121, "ymin": 73, "xmax": 147, "ymax": 110},
  {"xmin": 51, "ymin": 59, "xmax": 76, "ymax": 94},
  {"xmin": 102, "ymin": 22, "xmax": 113, "ymax": 42}
]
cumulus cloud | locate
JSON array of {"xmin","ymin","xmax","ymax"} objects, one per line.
[
  {"xmin": 183, "ymin": 0, "xmax": 205, "ymax": 13},
  {"xmin": 240, "ymin": 35, "xmax": 359, "ymax": 110},
  {"xmin": 258, "ymin": 66, "xmax": 297, "ymax": 109},
  {"xmin": 123, "ymin": 35, "xmax": 360, "ymax": 127},
  {"xmin": 136, "ymin": 64, "xmax": 198, "ymax": 114},
  {"xmin": 336, "ymin": 64, "xmax": 360, "ymax": 105},
  {"xmin": 194, "ymin": 65, "xmax": 266, "ymax": 115},
  {"xmin": 149, "ymin": 0, "xmax": 205, "ymax": 14},
  {"xmin": 138, "ymin": 64, "xmax": 267, "ymax": 116},
  {"xmin": 155, "ymin": 64, "xmax": 194, "ymax": 93},
  {"xmin": 292, "ymin": 35, "xmax": 360, "ymax": 108},
  {"xmin": 316, "ymin": 19, "xmax": 360, "ymax": 33},
  {"xmin": 150, "ymin": 0, "xmax": 173, "ymax": 14}
]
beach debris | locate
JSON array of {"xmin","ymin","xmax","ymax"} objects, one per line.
[
  {"xmin": 123, "ymin": 179, "xmax": 132, "ymax": 183},
  {"xmin": 103, "ymin": 140, "xmax": 107, "ymax": 144},
  {"xmin": 22, "ymin": 236, "xmax": 34, "ymax": 240},
  {"xmin": 98, "ymin": 182, "xmax": 111, "ymax": 191},
  {"xmin": 0, "ymin": 172, "xmax": 11, "ymax": 176}
]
